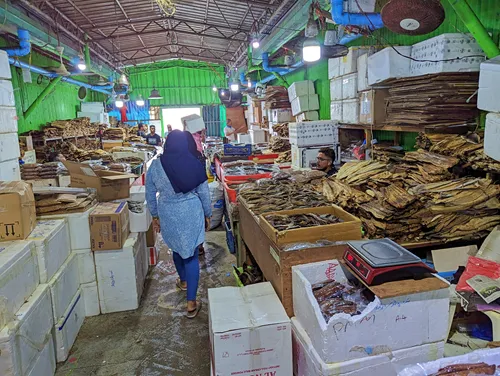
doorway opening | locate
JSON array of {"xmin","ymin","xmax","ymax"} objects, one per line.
[{"xmin": 161, "ymin": 107, "xmax": 201, "ymax": 134}]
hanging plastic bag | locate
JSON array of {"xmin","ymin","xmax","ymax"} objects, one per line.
[{"xmin": 208, "ymin": 181, "xmax": 224, "ymax": 230}]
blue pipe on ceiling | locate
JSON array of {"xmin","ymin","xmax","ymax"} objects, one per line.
[
  {"xmin": 331, "ymin": 0, "xmax": 383, "ymax": 29},
  {"xmin": 239, "ymin": 72, "xmax": 256, "ymax": 88},
  {"xmin": 259, "ymin": 61, "xmax": 304, "ymax": 85},
  {"xmin": 262, "ymin": 52, "xmax": 293, "ymax": 75},
  {"xmin": 2, "ymin": 29, "xmax": 31, "ymax": 57}
]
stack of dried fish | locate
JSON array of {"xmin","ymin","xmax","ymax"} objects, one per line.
[
  {"xmin": 264, "ymin": 213, "xmax": 342, "ymax": 231},
  {"xmin": 401, "ymin": 149, "xmax": 458, "ymax": 184},
  {"xmin": 104, "ymin": 128, "xmax": 126, "ymax": 140},
  {"xmin": 109, "ymin": 163, "xmax": 130, "ymax": 173},
  {"xmin": 114, "ymin": 156, "xmax": 143, "ymax": 165},
  {"xmin": 276, "ymin": 150, "xmax": 291, "ymax": 163},
  {"xmin": 269, "ymin": 136, "xmax": 290, "ymax": 153},
  {"xmin": 38, "ymin": 162, "xmax": 61, "ymax": 179},
  {"xmin": 35, "ymin": 190, "xmax": 97, "ymax": 215},
  {"xmin": 40, "ymin": 117, "xmax": 98, "ymax": 138},
  {"xmin": 372, "ymin": 143, "xmax": 405, "ymax": 163},
  {"xmin": 430, "ymin": 363, "xmax": 496, "ymax": 375},
  {"xmin": 21, "ymin": 164, "xmax": 42, "ymax": 180},
  {"xmin": 263, "ymin": 86, "xmax": 291, "ymax": 109},
  {"xmin": 60, "ymin": 142, "xmax": 112, "ymax": 162},
  {"xmin": 321, "ymin": 178, "xmax": 372, "ymax": 210},
  {"xmin": 273, "ymin": 123, "xmax": 289, "ymax": 138},
  {"xmin": 126, "ymin": 135, "xmax": 144, "ymax": 143}
]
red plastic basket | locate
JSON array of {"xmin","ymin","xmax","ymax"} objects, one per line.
[{"xmin": 248, "ymin": 153, "xmax": 280, "ymax": 162}]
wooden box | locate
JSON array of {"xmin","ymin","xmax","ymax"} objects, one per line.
[{"xmin": 259, "ymin": 205, "xmax": 362, "ymax": 246}]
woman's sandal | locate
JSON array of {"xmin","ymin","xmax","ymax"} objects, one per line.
[
  {"xmin": 176, "ymin": 278, "xmax": 187, "ymax": 291},
  {"xmin": 198, "ymin": 244, "xmax": 205, "ymax": 256},
  {"xmin": 186, "ymin": 301, "xmax": 202, "ymax": 319}
]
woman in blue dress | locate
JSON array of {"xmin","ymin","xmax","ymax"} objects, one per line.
[{"xmin": 146, "ymin": 130, "xmax": 212, "ymax": 318}]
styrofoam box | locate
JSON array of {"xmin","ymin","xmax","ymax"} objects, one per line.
[
  {"xmin": 330, "ymin": 77, "xmax": 343, "ymax": 101},
  {"xmin": 0, "ymin": 51, "xmax": 11, "ymax": 80},
  {"xmin": 113, "ymin": 150, "xmax": 150, "ymax": 162},
  {"xmin": 26, "ymin": 333, "xmax": 56, "ymax": 376},
  {"xmin": 0, "ymin": 132, "xmax": 20, "ymax": 162},
  {"xmin": 130, "ymin": 185, "xmax": 146, "ymax": 203},
  {"xmin": 0, "ymin": 240, "xmax": 39, "ymax": 329},
  {"xmin": 478, "ymin": 56, "xmax": 500, "ymax": 112},
  {"xmin": 73, "ymin": 248, "xmax": 96, "ymax": 284},
  {"xmin": 39, "ymin": 205, "xmax": 95, "ymax": 251},
  {"xmin": 342, "ymin": 99, "xmax": 360, "ymax": 124},
  {"xmin": 330, "ymin": 101, "xmax": 343, "ymax": 122},
  {"xmin": 289, "ymin": 121, "xmax": 339, "ymax": 148},
  {"xmin": 296, "ymin": 111, "xmax": 319, "ymax": 122},
  {"xmin": 368, "ymin": 47, "xmax": 412, "ymax": 86},
  {"xmin": 81, "ymin": 101, "xmax": 104, "ymax": 112},
  {"xmin": 250, "ymin": 129, "xmax": 267, "ymax": 144},
  {"xmin": 130, "ymin": 203, "xmax": 152, "ymax": 233},
  {"xmin": 237, "ymin": 133, "xmax": 252, "ymax": 144},
  {"xmin": 291, "ymin": 95, "xmax": 320, "ymax": 116},
  {"xmin": 0, "ymin": 80, "xmax": 15, "ymax": 107},
  {"xmin": 292, "ymin": 145, "xmax": 341, "ymax": 170},
  {"xmin": 328, "ymin": 58, "xmax": 341, "ymax": 79},
  {"xmin": 53, "ymin": 288, "xmax": 85, "ymax": 362},
  {"xmin": 293, "ymin": 317, "xmax": 444, "ymax": 376},
  {"xmin": 485, "ymin": 112, "xmax": 500, "ymax": 162},
  {"xmin": 342, "ymin": 73, "xmax": 358, "ymax": 99},
  {"xmin": 77, "ymin": 111, "xmax": 106, "ymax": 124},
  {"xmin": 410, "ymin": 33, "xmax": 485, "ymax": 77},
  {"xmin": 0, "ymin": 284, "xmax": 54, "ymax": 376},
  {"xmin": 209, "ymin": 283, "xmax": 292, "ymax": 376},
  {"xmin": 0, "ymin": 107, "xmax": 18, "ymax": 134},
  {"xmin": 48, "ymin": 252, "xmax": 79, "ymax": 323},
  {"xmin": 358, "ymin": 53, "xmax": 370, "ymax": 92},
  {"xmin": 28, "ymin": 219, "xmax": 71, "ymax": 283},
  {"xmin": 272, "ymin": 108, "xmax": 294, "ymax": 123},
  {"xmin": 0, "ymin": 159, "xmax": 21, "ymax": 181},
  {"xmin": 95, "ymin": 232, "xmax": 147, "ymax": 314},
  {"xmin": 288, "ymin": 80, "xmax": 315, "ymax": 101},
  {"xmin": 340, "ymin": 47, "xmax": 373, "ymax": 76},
  {"xmin": 398, "ymin": 347, "xmax": 500, "ymax": 376},
  {"xmin": 344, "ymin": 0, "xmax": 376, "ymax": 13},
  {"xmin": 292, "ymin": 260, "xmax": 449, "ymax": 364},
  {"xmin": 81, "ymin": 281, "xmax": 100, "ymax": 317}
]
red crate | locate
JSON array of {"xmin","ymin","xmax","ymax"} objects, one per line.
[
  {"xmin": 224, "ymin": 172, "xmax": 272, "ymax": 182},
  {"xmin": 248, "ymin": 153, "xmax": 280, "ymax": 162}
]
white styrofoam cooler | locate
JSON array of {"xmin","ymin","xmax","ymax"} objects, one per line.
[
  {"xmin": 0, "ymin": 159, "xmax": 21, "ymax": 181},
  {"xmin": 410, "ymin": 33, "xmax": 485, "ymax": 77},
  {"xmin": 39, "ymin": 205, "xmax": 96, "ymax": 251},
  {"xmin": 0, "ymin": 132, "xmax": 20, "ymax": 162},
  {"xmin": 342, "ymin": 73, "xmax": 358, "ymax": 99},
  {"xmin": 48, "ymin": 252, "xmax": 79, "ymax": 322},
  {"xmin": 368, "ymin": 47, "xmax": 412, "ymax": 86},
  {"xmin": 250, "ymin": 129, "xmax": 267, "ymax": 144},
  {"xmin": 292, "ymin": 260, "xmax": 449, "ymax": 364},
  {"xmin": 485, "ymin": 112, "xmax": 500, "ymax": 162},
  {"xmin": 53, "ymin": 288, "xmax": 85, "ymax": 362},
  {"xmin": 95, "ymin": 232, "xmax": 147, "ymax": 314},
  {"xmin": 0, "ymin": 284, "xmax": 54, "ymax": 376},
  {"xmin": 330, "ymin": 101, "xmax": 343, "ymax": 122},
  {"xmin": 0, "ymin": 240, "xmax": 39, "ymax": 329},
  {"xmin": 292, "ymin": 145, "xmax": 340, "ymax": 170},
  {"xmin": 328, "ymin": 58, "xmax": 341, "ymax": 79},
  {"xmin": 81, "ymin": 281, "xmax": 100, "ymax": 317},
  {"xmin": 330, "ymin": 77, "xmax": 343, "ymax": 101},
  {"xmin": 129, "ymin": 185, "xmax": 146, "ymax": 203},
  {"xmin": 26, "ymin": 333, "xmax": 56, "ymax": 376},
  {"xmin": 291, "ymin": 95, "xmax": 320, "ymax": 116},
  {"xmin": 289, "ymin": 121, "xmax": 339, "ymax": 148},
  {"xmin": 478, "ymin": 56, "xmax": 500, "ymax": 112},
  {"xmin": 0, "ymin": 80, "xmax": 15, "ymax": 107},
  {"xmin": 296, "ymin": 111, "xmax": 319, "ymax": 122},
  {"xmin": 0, "ymin": 51, "xmax": 12, "ymax": 80},
  {"xmin": 72, "ymin": 248, "xmax": 96, "ymax": 285},
  {"xmin": 343, "ymin": 99, "xmax": 360, "ymax": 124},
  {"xmin": 340, "ymin": 47, "xmax": 373, "ymax": 76},
  {"xmin": 343, "ymin": 0, "xmax": 376, "ymax": 13},
  {"xmin": 288, "ymin": 80, "xmax": 315, "ymax": 101},
  {"xmin": 272, "ymin": 108, "xmax": 293, "ymax": 123},
  {"xmin": 129, "ymin": 202, "xmax": 152, "ymax": 233},
  {"xmin": 28, "ymin": 219, "xmax": 71, "ymax": 283},
  {"xmin": 0, "ymin": 107, "xmax": 18, "ymax": 134},
  {"xmin": 293, "ymin": 317, "xmax": 444, "ymax": 376},
  {"xmin": 237, "ymin": 133, "xmax": 252, "ymax": 144},
  {"xmin": 357, "ymin": 53, "xmax": 370, "ymax": 92}
]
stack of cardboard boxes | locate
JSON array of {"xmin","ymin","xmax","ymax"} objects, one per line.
[{"xmin": 288, "ymin": 80, "xmax": 320, "ymax": 121}]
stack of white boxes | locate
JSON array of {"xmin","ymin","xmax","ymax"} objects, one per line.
[
  {"xmin": 288, "ymin": 80, "xmax": 320, "ymax": 120},
  {"xmin": 291, "ymin": 260, "xmax": 450, "ymax": 376},
  {"xmin": 0, "ymin": 50, "xmax": 21, "ymax": 181},
  {"xmin": 329, "ymin": 47, "xmax": 373, "ymax": 124},
  {"xmin": 77, "ymin": 102, "xmax": 109, "ymax": 124},
  {"xmin": 289, "ymin": 121, "xmax": 340, "ymax": 169}
]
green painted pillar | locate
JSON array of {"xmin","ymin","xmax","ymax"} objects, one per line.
[{"xmin": 24, "ymin": 76, "xmax": 62, "ymax": 119}]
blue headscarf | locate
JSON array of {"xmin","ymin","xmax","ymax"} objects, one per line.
[{"xmin": 160, "ymin": 130, "xmax": 208, "ymax": 194}]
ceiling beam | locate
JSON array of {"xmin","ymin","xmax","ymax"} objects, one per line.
[
  {"xmin": 119, "ymin": 42, "xmax": 237, "ymax": 55},
  {"xmin": 127, "ymin": 53, "xmax": 232, "ymax": 66}
]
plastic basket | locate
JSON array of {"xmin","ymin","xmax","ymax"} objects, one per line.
[{"xmin": 223, "ymin": 144, "xmax": 252, "ymax": 156}]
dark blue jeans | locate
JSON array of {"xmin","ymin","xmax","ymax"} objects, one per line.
[{"xmin": 172, "ymin": 248, "xmax": 200, "ymax": 301}]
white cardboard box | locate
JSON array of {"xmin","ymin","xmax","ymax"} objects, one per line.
[
  {"xmin": 28, "ymin": 219, "xmax": 71, "ymax": 283},
  {"xmin": 209, "ymin": 283, "xmax": 292, "ymax": 376},
  {"xmin": 48, "ymin": 252, "xmax": 79, "ymax": 322},
  {"xmin": 0, "ymin": 106, "xmax": 18, "ymax": 134},
  {"xmin": 95, "ymin": 232, "xmax": 147, "ymax": 314},
  {"xmin": 485, "ymin": 112, "xmax": 500, "ymax": 162},
  {"xmin": 288, "ymin": 80, "xmax": 315, "ymax": 101},
  {"xmin": 368, "ymin": 47, "xmax": 412, "ymax": 86},
  {"xmin": 293, "ymin": 317, "xmax": 444, "ymax": 376},
  {"xmin": 289, "ymin": 121, "xmax": 339, "ymax": 148},
  {"xmin": 129, "ymin": 202, "xmax": 152, "ymax": 233},
  {"xmin": 330, "ymin": 77, "xmax": 343, "ymax": 101},
  {"xmin": 0, "ymin": 132, "xmax": 20, "ymax": 162},
  {"xmin": 0, "ymin": 159, "xmax": 21, "ymax": 181},
  {"xmin": 0, "ymin": 51, "xmax": 12, "ymax": 80},
  {"xmin": 296, "ymin": 111, "xmax": 319, "ymax": 122},
  {"xmin": 0, "ymin": 80, "xmax": 15, "ymax": 107},
  {"xmin": 0, "ymin": 284, "xmax": 54, "ymax": 376},
  {"xmin": 129, "ymin": 185, "xmax": 146, "ymax": 203},
  {"xmin": 343, "ymin": 99, "xmax": 360, "ymax": 124},
  {"xmin": 291, "ymin": 95, "xmax": 320, "ymax": 116},
  {"xmin": 0, "ymin": 240, "xmax": 39, "ymax": 329},
  {"xmin": 72, "ymin": 248, "xmax": 96, "ymax": 285},
  {"xmin": 272, "ymin": 108, "xmax": 294, "ymax": 123},
  {"xmin": 478, "ymin": 56, "xmax": 500, "ymax": 112},
  {"xmin": 358, "ymin": 53, "xmax": 370, "ymax": 92},
  {"xmin": 81, "ymin": 281, "xmax": 100, "ymax": 317},
  {"xmin": 39, "ymin": 205, "xmax": 96, "ymax": 251},
  {"xmin": 26, "ymin": 333, "xmax": 56, "ymax": 376},
  {"xmin": 237, "ymin": 133, "xmax": 252, "ymax": 144},
  {"xmin": 292, "ymin": 260, "xmax": 449, "ymax": 364},
  {"xmin": 328, "ymin": 58, "xmax": 341, "ymax": 79},
  {"xmin": 53, "ymin": 288, "xmax": 85, "ymax": 362},
  {"xmin": 340, "ymin": 47, "xmax": 373, "ymax": 76},
  {"xmin": 250, "ymin": 129, "xmax": 267, "ymax": 144},
  {"xmin": 292, "ymin": 145, "xmax": 340, "ymax": 169},
  {"xmin": 77, "ymin": 111, "xmax": 106, "ymax": 124},
  {"xmin": 330, "ymin": 101, "xmax": 343, "ymax": 122},
  {"xmin": 342, "ymin": 73, "xmax": 358, "ymax": 100},
  {"xmin": 182, "ymin": 114, "xmax": 205, "ymax": 134}
]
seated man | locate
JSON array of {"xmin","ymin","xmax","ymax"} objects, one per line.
[
  {"xmin": 146, "ymin": 125, "xmax": 162, "ymax": 147},
  {"xmin": 316, "ymin": 147, "xmax": 337, "ymax": 176},
  {"xmin": 137, "ymin": 123, "xmax": 147, "ymax": 138}
]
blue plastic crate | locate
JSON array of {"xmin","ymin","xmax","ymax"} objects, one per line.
[
  {"xmin": 223, "ymin": 144, "xmax": 252, "ymax": 156},
  {"xmin": 224, "ymin": 220, "xmax": 236, "ymax": 254}
]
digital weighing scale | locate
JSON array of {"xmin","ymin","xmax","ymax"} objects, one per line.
[{"xmin": 343, "ymin": 238, "xmax": 436, "ymax": 285}]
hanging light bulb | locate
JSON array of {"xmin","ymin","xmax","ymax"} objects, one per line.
[
  {"xmin": 220, "ymin": 90, "xmax": 227, "ymax": 97},
  {"xmin": 303, "ymin": 38, "xmax": 321, "ymax": 62},
  {"xmin": 252, "ymin": 38, "xmax": 260, "ymax": 49},
  {"xmin": 136, "ymin": 94, "xmax": 145, "ymax": 106},
  {"xmin": 212, "ymin": 85, "xmax": 217, "ymax": 92},
  {"xmin": 119, "ymin": 73, "xmax": 129, "ymax": 85},
  {"xmin": 247, "ymin": 80, "xmax": 252, "ymax": 88},
  {"xmin": 230, "ymin": 82, "xmax": 239, "ymax": 92},
  {"xmin": 115, "ymin": 99, "xmax": 124, "ymax": 108},
  {"xmin": 77, "ymin": 55, "xmax": 86, "ymax": 71}
]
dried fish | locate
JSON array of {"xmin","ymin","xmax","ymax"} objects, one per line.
[{"xmin": 264, "ymin": 213, "xmax": 343, "ymax": 231}]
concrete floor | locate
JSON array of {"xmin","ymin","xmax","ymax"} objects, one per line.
[{"xmin": 55, "ymin": 230, "xmax": 236, "ymax": 376}]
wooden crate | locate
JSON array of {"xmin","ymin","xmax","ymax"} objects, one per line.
[
  {"xmin": 239, "ymin": 200, "xmax": 348, "ymax": 317},
  {"xmin": 259, "ymin": 205, "xmax": 362, "ymax": 246}
]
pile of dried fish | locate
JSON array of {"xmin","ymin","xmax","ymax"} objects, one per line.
[
  {"xmin": 60, "ymin": 142, "xmax": 113, "ymax": 162},
  {"xmin": 224, "ymin": 164, "xmax": 277, "ymax": 176},
  {"xmin": 35, "ymin": 190, "xmax": 97, "ymax": 215},
  {"xmin": 28, "ymin": 117, "xmax": 100, "ymax": 140},
  {"xmin": 21, "ymin": 163, "xmax": 63, "ymax": 180},
  {"xmin": 222, "ymin": 160, "xmax": 254, "ymax": 168},
  {"xmin": 126, "ymin": 135, "xmax": 144, "ymax": 143},
  {"xmin": 372, "ymin": 143, "xmax": 405, "ymax": 163},
  {"xmin": 276, "ymin": 150, "xmax": 291, "ymax": 163},
  {"xmin": 269, "ymin": 136, "xmax": 290, "ymax": 153},
  {"xmin": 272, "ymin": 123, "xmax": 289, "ymax": 138},
  {"xmin": 104, "ymin": 128, "xmax": 126, "ymax": 140},
  {"xmin": 430, "ymin": 363, "xmax": 496, "ymax": 376},
  {"xmin": 264, "ymin": 213, "xmax": 342, "ymax": 230},
  {"xmin": 109, "ymin": 163, "xmax": 130, "ymax": 173}
]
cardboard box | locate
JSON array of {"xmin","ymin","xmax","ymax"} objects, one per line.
[
  {"xmin": 296, "ymin": 111, "xmax": 319, "ymax": 122},
  {"xmin": 209, "ymin": 283, "xmax": 292, "ymax": 376},
  {"xmin": 359, "ymin": 89, "xmax": 390, "ymax": 125},
  {"xmin": 485, "ymin": 113, "xmax": 500, "ymax": 162},
  {"xmin": 0, "ymin": 181, "xmax": 36, "ymax": 242},
  {"xmin": 426, "ymin": 245, "xmax": 477, "ymax": 282},
  {"xmin": 291, "ymin": 95, "xmax": 320, "ymax": 116},
  {"xmin": 260, "ymin": 205, "xmax": 361, "ymax": 246},
  {"xmin": 63, "ymin": 161, "xmax": 136, "ymax": 201},
  {"xmin": 292, "ymin": 260, "xmax": 449, "ymax": 364},
  {"xmin": 89, "ymin": 202, "xmax": 130, "ymax": 251},
  {"xmin": 249, "ymin": 129, "xmax": 267, "ymax": 144},
  {"xmin": 368, "ymin": 46, "xmax": 412, "ymax": 86},
  {"xmin": 182, "ymin": 114, "xmax": 205, "ymax": 134},
  {"xmin": 288, "ymin": 80, "xmax": 315, "ymax": 101}
]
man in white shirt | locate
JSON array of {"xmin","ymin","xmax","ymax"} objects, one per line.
[{"xmin": 223, "ymin": 119, "xmax": 237, "ymax": 142}]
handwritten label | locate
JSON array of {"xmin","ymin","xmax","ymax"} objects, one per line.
[
  {"xmin": 395, "ymin": 315, "xmax": 407, "ymax": 323},
  {"xmin": 331, "ymin": 314, "xmax": 376, "ymax": 340},
  {"xmin": 324, "ymin": 263, "xmax": 338, "ymax": 280}
]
